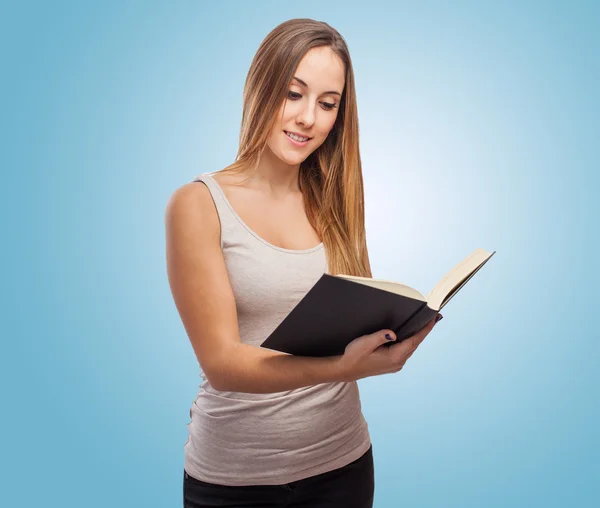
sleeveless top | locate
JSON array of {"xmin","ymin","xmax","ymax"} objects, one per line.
[{"xmin": 183, "ymin": 171, "xmax": 371, "ymax": 486}]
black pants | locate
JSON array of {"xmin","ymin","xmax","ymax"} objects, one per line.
[{"xmin": 183, "ymin": 444, "xmax": 374, "ymax": 508}]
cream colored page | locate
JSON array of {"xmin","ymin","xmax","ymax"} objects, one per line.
[
  {"xmin": 427, "ymin": 248, "xmax": 493, "ymax": 309},
  {"xmin": 336, "ymin": 274, "xmax": 426, "ymax": 301}
]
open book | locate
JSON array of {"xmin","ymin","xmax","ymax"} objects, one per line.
[{"xmin": 260, "ymin": 248, "xmax": 496, "ymax": 357}]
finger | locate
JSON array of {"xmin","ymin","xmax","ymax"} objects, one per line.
[
  {"xmin": 388, "ymin": 335, "xmax": 419, "ymax": 361},
  {"xmin": 413, "ymin": 317, "xmax": 437, "ymax": 342},
  {"xmin": 389, "ymin": 318, "xmax": 436, "ymax": 360},
  {"xmin": 420, "ymin": 316, "xmax": 438, "ymax": 336}
]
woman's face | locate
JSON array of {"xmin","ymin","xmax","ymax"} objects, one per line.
[{"xmin": 267, "ymin": 46, "xmax": 345, "ymax": 166}]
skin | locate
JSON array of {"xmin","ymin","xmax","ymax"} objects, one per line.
[
  {"xmin": 251, "ymin": 45, "xmax": 346, "ymax": 197},
  {"xmin": 164, "ymin": 45, "xmax": 441, "ymax": 393}
]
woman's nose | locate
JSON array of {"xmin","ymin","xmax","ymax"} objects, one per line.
[{"xmin": 297, "ymin": 103, "xmax": 315, "ymax": 127}]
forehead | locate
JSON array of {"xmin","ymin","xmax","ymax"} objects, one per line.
[{"xmin": 293, "ymin": 46, "xmax": 345, "ymax": 92}]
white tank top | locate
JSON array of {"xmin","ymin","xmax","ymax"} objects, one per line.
[{"xmin": 183, "ymin": 171, "xmax": 371, "ymax": 486}]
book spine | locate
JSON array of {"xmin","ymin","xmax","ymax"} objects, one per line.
[{"xmin": 394, "ymin": 302, "xmax": 429, "ymax": 340}]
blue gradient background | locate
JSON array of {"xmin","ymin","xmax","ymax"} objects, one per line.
[{"xmin": 2, "ymin": 1, "xmax": 598, "ymax": 507}]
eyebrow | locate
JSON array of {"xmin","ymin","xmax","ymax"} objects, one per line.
[{"xmin": 292, "ymin": 76, "xmax": 341, "ymax": 97}]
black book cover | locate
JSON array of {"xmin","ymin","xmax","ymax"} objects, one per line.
[
  {"xmin": 260, "ymin": 249, "xmax": 495, "ymax": 357},
  {"xmin": 260, "ymin": 274, "xmax": 440, "ymax": 357}
]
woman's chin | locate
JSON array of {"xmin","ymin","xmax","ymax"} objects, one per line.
[{"xmin": 278, "ymin": 150, "xmax": 307, "ymax": 165}]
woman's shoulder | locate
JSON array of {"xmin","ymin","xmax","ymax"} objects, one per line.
[
  {"xmin": 165, "ymin": 179, "xmax": 221, "ymax": 242},
  {"xmin": 208, "ymin": 169, "xmax": 252, "ymax": 192}
]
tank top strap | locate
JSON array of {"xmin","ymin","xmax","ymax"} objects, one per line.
[{"xmin": 191, "ymin": 172, "xmax": 237, "ymax": 249}]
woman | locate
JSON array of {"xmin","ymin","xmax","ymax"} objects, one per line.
[{"xmin": 165, "ymin": 18, "xmax": 440, "ymax": 508}]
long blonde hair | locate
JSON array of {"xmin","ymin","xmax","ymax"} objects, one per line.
[{"xmin": 218, "ymin": 18, "xmax": 372, "ymax": 277}]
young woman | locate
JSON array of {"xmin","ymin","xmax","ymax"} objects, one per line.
[{"xmin": 165, "ymin": 18, "xmax": 440, "ymax": 508}]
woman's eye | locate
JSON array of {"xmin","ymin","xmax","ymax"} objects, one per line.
[{"xmin": 287, "ymin": 91, "xmax": 338, "ymax": 111}]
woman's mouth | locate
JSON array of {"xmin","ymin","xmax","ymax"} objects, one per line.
[{"xmin": 284, "ymin": 131, "xmax": 311, "ymax": 147}]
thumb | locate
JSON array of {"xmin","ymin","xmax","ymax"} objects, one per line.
[{"xmin": 373, "ymin": 329, "xmax": 397, "ymax": 350}]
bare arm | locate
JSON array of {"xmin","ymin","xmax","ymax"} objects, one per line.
[
  {"xmin": 210, "ymin": 342, "xmax": 345, "ymax": 393},
  {"xmin": 165, "ymin": 182, "xmax": 345, "ymax": 394}
]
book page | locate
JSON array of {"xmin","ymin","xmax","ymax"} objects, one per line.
[
  {"xmin": 335, "ymin": 274, "xmax": 426, "ymax": 301},
  {"xmin": 426, "ymin": 248, "xmax": 496, "ymax": 310}
]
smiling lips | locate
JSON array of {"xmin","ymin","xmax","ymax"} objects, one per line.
[{"xmin": 284, "ymin": 130, "xmax": 311, "ymax": 146}]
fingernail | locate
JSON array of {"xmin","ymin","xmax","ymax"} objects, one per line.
[
  {"xmin": 385, "ymin": 333, "xmax": 394, "ymax": 340},
  {"xmin": 435, "ymin": 314, "xmax": 443, "ymax": 323}
]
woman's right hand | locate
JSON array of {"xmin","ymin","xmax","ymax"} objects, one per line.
[{"xmin": 337, "ymin": 314, "xmax": 441, "ymax": 382}]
